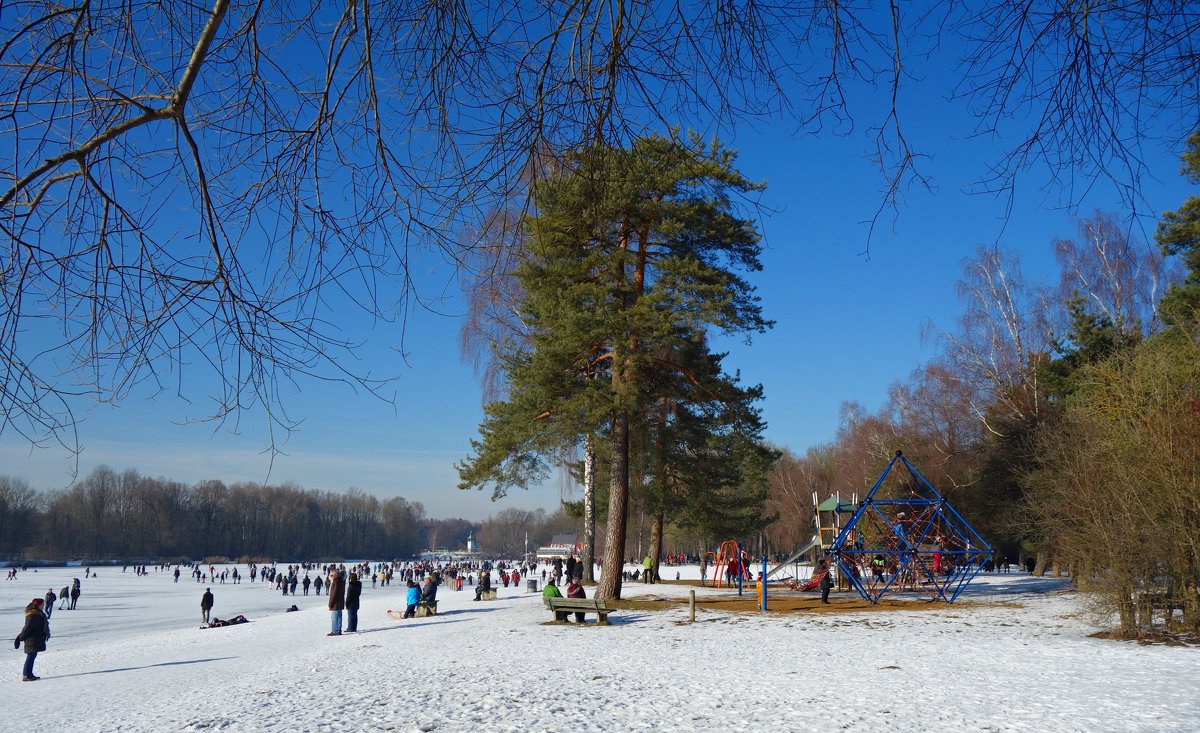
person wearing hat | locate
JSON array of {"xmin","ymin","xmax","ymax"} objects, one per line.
[{"xmin": 14, "ymin": 597, "xmax": 49, "ymax": 681}]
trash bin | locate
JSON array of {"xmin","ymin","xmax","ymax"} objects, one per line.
[{"xmin": 527, "ymin": 579, "xmax": 538, "ymax": 593}]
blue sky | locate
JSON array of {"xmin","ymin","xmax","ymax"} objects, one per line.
[{"xmin": 3, "ymin": 40, "xmax": 1194, "ymax": 521}]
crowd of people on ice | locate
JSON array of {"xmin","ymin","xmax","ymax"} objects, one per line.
[{"xmin": 7, "ymin": 550, "xmax": 706, "ymax": 681}]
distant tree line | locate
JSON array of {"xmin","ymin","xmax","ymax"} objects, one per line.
[{"xmin": 0, "ymin": 466, "xmax": 576, "ymax": 563}]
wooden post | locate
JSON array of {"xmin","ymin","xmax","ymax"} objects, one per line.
[{"xmin": 689, "ymin": 589, "xmax": 696, "ymax": 623}]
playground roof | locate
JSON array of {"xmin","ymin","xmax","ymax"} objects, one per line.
[{"xmin": 816, "ymin": 497, "xmax": 858, "ymax": 513}]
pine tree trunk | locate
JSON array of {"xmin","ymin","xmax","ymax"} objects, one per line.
[
  {"xmin": 582, "ymin": 435, "xmax": 597, "ymax": 583},
  {"xmin": 597, "ymin": 411, "xmax": 629, "ymax": 601},
  {"xmin": 649, "ymin": 512, "xmax": 664, "ymax": 582}
]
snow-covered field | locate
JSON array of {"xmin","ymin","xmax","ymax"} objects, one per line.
[{"xmin": 2, "ymin": 564, "xmax": 1197, "ymax": 733}]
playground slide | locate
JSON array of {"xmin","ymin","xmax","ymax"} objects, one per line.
[{"xmin": 766, "ymin": 534, "xmax": 824, "ymax": 580}]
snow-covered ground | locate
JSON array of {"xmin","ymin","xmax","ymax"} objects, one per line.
[{"xmin": 2, "ymin": 563, "xmax": 1197, "ymax": 732}]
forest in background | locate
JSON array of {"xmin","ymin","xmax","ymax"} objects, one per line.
[{"xmin": 0, "ymin": 468, "xmax": 583, "ymax": 564}]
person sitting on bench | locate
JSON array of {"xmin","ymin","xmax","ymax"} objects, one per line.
[
  {"xmin": 420, "ymin": 575, "xmax": 438, "ymax": 607},
  {"xmin": 565, "ymin": 577, "xmax": 587, "ymax": 622},
  {"xmin": 542, "ymin": 577, "xmax": 566, "ymax": 620},
  {"xmin": 474, "ymin": 570, "xmax": 492, "ymax": 601}
]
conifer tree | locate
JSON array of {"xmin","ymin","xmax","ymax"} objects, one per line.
[{"xmin": 457, "ymin": 133, "xmax": 770, "ymax": 599}]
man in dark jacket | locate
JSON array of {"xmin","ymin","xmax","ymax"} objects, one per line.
[
  {"xmin": 201, "ymin": 588, "xmax": 214, "ymax": 624},
  {"xmin": 15, "ymin": 598, "xmax": 49, "ymax": 681},
  {"xmin": 43, "ymin": 589, "xmax": 56, "ymax": 619},
  {"xmin": 345, "ymin": 572, "xmax": 362, "ymax": 633},
  {"xmin": 820, "ymin": 561, "xmax": 834, "ymax": 604},
  {"xmin": 421, "ymin": 575, "xmax": 438, "ymax": 605},
  {"xmin": 327, "ymin": 569, "xmax": 345, "ymax": 636}
]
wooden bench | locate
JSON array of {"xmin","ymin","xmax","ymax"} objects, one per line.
[
  {"xmin": 545, "ymin": 596, "xmax": 615, "ymax": 624},
  {"xmin": 479, "ymin": 588, "xmax": 497, "ymax": 600},
  {"xmin": 416, "ymin": 600, "xmax": 438, "ymax": 617}
]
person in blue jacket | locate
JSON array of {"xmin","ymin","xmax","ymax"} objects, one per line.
[{"xmin": 403, "ymin": 580, "xmax": 420, "ymax": 618}]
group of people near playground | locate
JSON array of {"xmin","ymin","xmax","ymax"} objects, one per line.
[{"xmin": 17, "ymin": 544, "xmax": 1011, "ymax": 682}]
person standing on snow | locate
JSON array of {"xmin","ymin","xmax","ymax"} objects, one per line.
[
  {"xmin": 14, "ymin": 597, "xmax": 49, "ymax": 681},
  {"xmin": 201, "ymin": 588, "xmax": 214, "ymax": 624},
  {"xmin": 43, "ymin": 589, "xmax": 56, "ymax": 619},
  {"xmin": 345, "ymin": 572, "xmax": 362, "ymax": 633},
  {"xmin": 327, "ymin": 568, "xmax": 346, "ymax": 636},
  {"xmin": 820, "ymin": 561, "xmax": 834, "ymax": 604}
]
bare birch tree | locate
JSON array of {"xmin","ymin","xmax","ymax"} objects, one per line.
[
  {"xmin": 1052, "ymin": 211, "xmax": 1174, "ymax": 337},
  {"xmin": 933, "ymin": 246, "xmax": 1054, "ymax": 435}
]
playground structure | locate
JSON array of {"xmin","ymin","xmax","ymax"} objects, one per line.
[
  {"xmin": 711, "ymin": 539, "xmax": 752, "ymax": 588},
  {"xmin": 766, "ymin": 492, "xmax": 856, "ymax": 584},
  {"xmin": 829, "ymin": 451, "xmax": 991, "ymax": 603}
]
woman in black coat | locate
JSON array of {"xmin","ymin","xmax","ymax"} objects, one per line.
[
  {"xmin": 345, "ymin": 572, "xmax": 362, "ymax": 633},
  {"xmin": 15, "ymin": 598, "xmax": 49, "ymax": 681}
]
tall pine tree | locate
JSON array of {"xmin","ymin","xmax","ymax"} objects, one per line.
[{"xmin": 457, "ymin": 134, "xmax": 770, "ymax": 599}]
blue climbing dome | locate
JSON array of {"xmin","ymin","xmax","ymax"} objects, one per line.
[{"xmin": 829, "ymin": 451, "xmax": 991, "ymax": 604}]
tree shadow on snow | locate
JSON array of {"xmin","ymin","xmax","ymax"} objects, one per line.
[
  {"xmin": 55, "ymin": 657, "xmax": 237, "ymax": 678},
  {"xmin": 959, "ymin": 576, "xmax": 1074, "ymax": 597}
]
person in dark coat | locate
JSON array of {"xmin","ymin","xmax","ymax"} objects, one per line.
[
  {"xmin": 420, "ymin": 575, "xmax": 438, "ymax": 605},
  {"xmin": 69, "ymin": 578, "xmax": 80, "ymax": 610},
  {"xmin": 327, "ymin": 569, "xmax": 346, "ymax": 636},
  {"xmin": 819, "ymin": 561, "xmax": 834, "ymax": 604},
  {"xmin": 201, "ymin": 588, "xmax": 214, "ymax": 624},
  {"xmin": 15, "ymin": 598, "xmax": 49, "ymax": 681},
  {"xmin": 43, "ymin": 589, "xmax": 56, "ymax": 619},
  {"xmin": 345, "ymin": 572, "xmax": 362, "ymax": 633}
]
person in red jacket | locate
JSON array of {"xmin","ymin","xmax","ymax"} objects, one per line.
[{"xmin": 565, "ymin": 578, "xmax": 587, "ymax": 623}]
